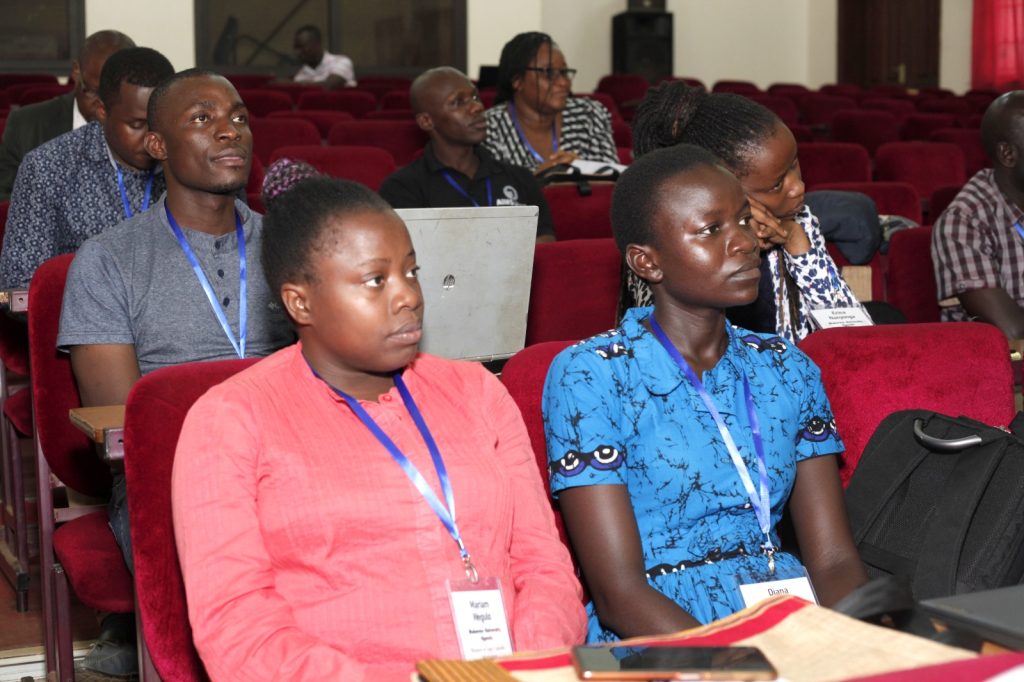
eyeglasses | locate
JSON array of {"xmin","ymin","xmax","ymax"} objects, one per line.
[{"xmin": 525, "ymin": 67, "xmax": 578, "ymax": 81}]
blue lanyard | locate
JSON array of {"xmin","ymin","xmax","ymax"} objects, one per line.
[
  {"xmin": 165, "ymin": 206, "xmax": 247, "ymax": 359},
  {"xmin": 648, "ymin": 315, "xmax": 776, "ymax": 573},
  {"xmin": 115, "ymin": 165, "xmax": 154, "ymax": 219},
  {"xmin": 313, "ymin": 367, "xmax": 479, "ymax": 582},
  {"xmin": 441, "ymin": 171, "xmax": 492, "ymax": 207},
  {"xmin": 1014, "ymin": 221, "xmax": 1024, "ymax": 243},
  {"xmin": 508, "ymin": 101, "xmax": 558, "ymax": 164}
]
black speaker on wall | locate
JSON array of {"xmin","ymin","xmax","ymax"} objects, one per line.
[{"xmin": 612, "ymin": 11, "xmax": 673, "ymax": 84}]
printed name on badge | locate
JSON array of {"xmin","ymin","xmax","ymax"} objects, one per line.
[
  {"xmin": 739, "ymin": 576, "xmax": 818, "ymax": 608},
  {"xmin": 809, "ymin": 307, "xmax": 874, "ymax": 330},
  {"xmin": 447, "ymin": 577, "xmax": 513, "ymax": 660}
]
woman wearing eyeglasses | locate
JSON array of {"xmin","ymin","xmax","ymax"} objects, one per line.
[{"xmin": 483, "ymin": 32, "xmax": 619, "ymax": 174}]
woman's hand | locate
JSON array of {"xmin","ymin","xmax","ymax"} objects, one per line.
[
  {"xmin": 748, "ymin": 196, "xmax": 811, "ymax": 256},
  {"xmin": 534, "ymin": 150, "xmax": 579, "ymax": 175}
]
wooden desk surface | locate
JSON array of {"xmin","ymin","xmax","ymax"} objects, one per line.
[{"xmin": 69, "ymin": 405, "xmax": 125, "ymax": 444}]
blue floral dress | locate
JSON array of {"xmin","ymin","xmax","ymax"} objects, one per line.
[{"xmin": 542, "ymin": 307, "xmax": 843, "ymax": 642}]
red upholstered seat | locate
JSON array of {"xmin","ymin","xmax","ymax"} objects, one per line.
[
  {"xmin": 296, "ymin": 89, "xmax": 377, "ymax": 117},
  {"xmin": 820, "ymin": 83, "xmax": 863, "ymax": 99},
  {"xmin": 267, "ymin": 109, "xmax": 354, "ymax": 138},
  {"xmin": 711, "ymin": 80, "xmax": 761, "ymax": 95},
  {"xmin": 767, "ymin": 83, "xmax": 810, "ymax": 98},
  {"xmin": 246, "ymin": 154, "xmax": 265, "ymax": 196},
  {"xmin": 261, "ymin": 81, "xmax": 320, "ymax": 104},
  {"xmin": 799, "ymin": 94, "xmax": 858, "ymax": 127},
  {"xmin": 223, "ymin": 73, "xmax": 272, "ymax": 90},
  {"xmin": 596, "ymin": 74, "xmax": 650, "ymax": 107},
  {"xmin": 874, "ymin": 142, "xmax": 966, "ymax": 205},
  {"xmin": 526, "ymin": 239, "xmax": 620, "ymax": 345},
  {"xmin": 125, "ymin": 358, "xmax": 260, "ymax": 682},
  {"xmin": 884, "ymin": 226, "xmax": 939, "ymax": 323},
  {"xmin": 17, "ymin": 84, "xmax": 72, "ymax": 106},
  {"xmin": 248, "ymin": 118, "xmax": 320, "ymax": 165},
  {"xmin": 799, "ymin": 322, "xmax": 1015, "ymax": 487},
  {"xmin": 362, "ymin": 108, "xmax": 414, "ymax": 120},
  {"xmin": 929, "ymin": 184, "xmax": 964, "ymax": 221},
  {"xmin": 53, "ymin": 512, "xmax": 134, "ymax": 612},
  {"xmin": 900, "ymin": 112, "xmax": 957, "ymax": 141},
  {"xmin": 810, "ymin": 181, "xmax": 922, "ymax": 224},
  {"xmin": 748, "ymin": 94, "xmax": 800, "ymax": 126},
  {"xmin": 269, "ymin": 145, "xmax": 396, "ymax": 191},
  {"xmin": 797, "ymin": 142, "xmax": 872, "ymax": 185},
  {"xmin": 235, "ymin": 88, "xmax": 293, "ymax": 117},
  {"xmin": 378, "ymin": 89, "xmax": 410, "ymax": 110},
  {"xmin": 928, "ymin": 128, "xmax": 987, "ymax": 176},
  {"xmin": 830, "ymin": 110, "xmax": 901, "ymax": 156},
  {"xmin": 3, "ymin": 387, "xmax": 31, "ymax": 436},
  {"xmin": 576, "ymin": 92, "xmax": 622, "ymax": 123},
  {"xmin": 541, "ymin": 183, "xmax": 614, "ymax": 241},
  {"xmin": 611, "ymin": 119, "xmax": 632, "ymax": 149},
  {"xmin": 327, "ymin": 120, "xmax": 428, "ymax": 166}
]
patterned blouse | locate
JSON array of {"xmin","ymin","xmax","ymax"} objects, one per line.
[
  {"xmin": 483, "ymin": 97, "xmax": 619, "ymax": 171},
  {"xmin": 625, "ymin": 205, "xmax": 866, "ymax": 343},
  {"xmin": 542, "ymin": 307, "xmax": 843, "ymax": 639}
]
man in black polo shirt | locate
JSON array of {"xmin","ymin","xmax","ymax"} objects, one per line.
[{"xmin": 379, "ymin": 66, "xmax": 555, "ymax": 241}]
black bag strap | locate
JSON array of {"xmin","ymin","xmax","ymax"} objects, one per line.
[{"xmin": 913, "ymin": 418, "xmax": 1012, "ymax": 598}]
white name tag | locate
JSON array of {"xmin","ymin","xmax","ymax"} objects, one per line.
[
  {"xmin": 447, "ymin": 577, "xmax": 513, "ymax": 660},
  {"xmin": 808, "ymin": 307, "xmax": 874, "ymax": 329},
  {"xmin": 739, "ymin": 576, "xmax": 818, "ymax": 608}
]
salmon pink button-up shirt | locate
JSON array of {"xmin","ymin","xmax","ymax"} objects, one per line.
[{"xmin": 172, "ymin": 343, "xmax": 585, "ymax": 682}]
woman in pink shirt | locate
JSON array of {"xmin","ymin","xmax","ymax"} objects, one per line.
[{"xmin": 171, "ymin": 176, "xmax": 586, "ymax": 681}]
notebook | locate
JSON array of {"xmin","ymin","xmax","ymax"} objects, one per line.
[
  {"xmin": 395, "ymin": 205, "xmax": 537, "ymax": 363},
  {"xmin": 919, "ymin": 585, "xmax": 1024, "ymax": 650}
]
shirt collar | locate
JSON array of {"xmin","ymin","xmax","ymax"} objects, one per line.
[
  {"xmin": 72, "ymin": 97, "xmax": 87, "ymax": 130},
  {"xmin": 423, "ymin": 141, "xmax": 500, "ymax": 179},
  {"xmin": 623, "ymin": 306, "xmax": 745, "ymax": 396}
]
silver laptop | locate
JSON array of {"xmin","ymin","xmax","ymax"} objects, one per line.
[{"xmin": 395, "ymin": 206, "xmax": 537, "ymax": 362}]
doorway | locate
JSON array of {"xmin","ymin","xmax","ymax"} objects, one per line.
[{"xmin": 838, "ymin": 0, "xmax": 941, "ymax": 89}]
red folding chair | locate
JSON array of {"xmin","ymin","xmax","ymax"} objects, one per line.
[
  {"xmin": 748, "ymin": 94, "xmax": 800, "ymax": 126},
  {"xmin": 611, "ymin": 119, "xmax": 632, "ymax": 150},
  {"xmin": 526, "ymin": 239, "xmax": 621, "ymax": 345},
  {"xmin": 767, "ymin": 83, "xmax": 810, "ymax": 98},
  {"xmin": 378, "ymin": 89, "xmax": 410, "ymax": 110},
  {"xmin": 261, "ymin": 82, "xmax": 320, "ymax": 104},
  {"xmin": 874, "ymin": 142, "xmax": 966, "ymax": 210},
  {"xmin": 820, "ymin": 83, "xmax": 863, "ymax": 99},
  {"xmin": 799, "ymin": 94, "xmax": 858, "ymax": 128},
  {"xmin": 799, "ymin": 322, "xmax": 1014, "ymax": 486},
  {"xmin": 362, "ymin": 108, "xmax": 415, "ymax": 121},
  {"xmin": 29, "ymin": 255, "xmax": 134, "ymax": 682},
  {"xmin": 124, "ymin": 358, "xmax": 260, "ymax": 682},
  {"xmin": 223, "ymin": 73, "xmax": 273, "ymax": 90},
  {"xmin": 236, "ymin": 89, "xmax": 293, "ymax": 118},
  {"xmin": 928, "ymin": 128, "xmax": 987, "ymax": 176},
  {"xmin": 575, "ymin": 92, "xmax": 622, "ymax": 123},
  {"xmin": 297, "ymin": 89, "xmax": 377, "ymax": 118},
  {"xmin": 268, "ymin": 145, "xmax": 396, "ymax": 191},
  {"xmin": 861, "ymin": 97, "xmax": 916, "ymax": 121},
  {"xmin": 542, "ymin": 183, "xmax": 615, "ymax": 240},
  {"xmin": 596, "ymin": 74, "xmax": 649, "ymax": 108},
  {"xmin": 900, "ymin": 113, "xmax": 957, "ymax": 141},
  {"xmin": 327, "ymin": 119, "xmax": 428, "ymax": 166},
  {"xmin": 884, "ymin": 225, "xmax": 940, "ymax": 323},
  {"xmin": 249, "ymin": 118, "xmax": 321, "ymax": 165},
  {"xmin": 354, "ymin": 77, "xmax": 413, "ymax": 102},
  {"xmin": 267, "ymin": 109, "xmax": 354, "ymax": 138},
  {"xmin": 830, "ymin": 110, "xmax": 901, "ymax": 156},
  {"xmin": 929, "ymin": 184, "xmax": 964, "ymax": 221},
  {"xmin": 797, "ymin": 142, "xmax": 872, "ymax": 186}
]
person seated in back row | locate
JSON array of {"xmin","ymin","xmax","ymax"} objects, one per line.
[
  {"xmin": 292, "ymin": 25, "xmax": 356, "ymax": 89},
  {"xmin": 378, "ymin": 67, "xmax": 555, "ymax": 242}
]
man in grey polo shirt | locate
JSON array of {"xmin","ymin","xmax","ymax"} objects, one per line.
[{"xmin": 57, "ymin": 68, "xmax": 292, "ymax": 675}]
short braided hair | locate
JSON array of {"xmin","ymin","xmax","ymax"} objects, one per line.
[
  {"xmin": 631, "ymin": 81, "xmax": 779, "ymax": 177},
  {"xmin": 261, "ymin": 158, "xmax": 320, "ymax": 208},
  {"xmin": 494, "ymin": 32, "xmax": 553, "ymax": 105}
]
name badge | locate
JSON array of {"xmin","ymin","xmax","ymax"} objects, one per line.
[
  {"xmin": 447, "ymin": 577, "xmax": 513, "ymax": 660},
  {"xmin": 808, "ymin": 307, "xmax": 874, "ymax": 330},
  {"xmin": 738, "ymin": 575, "xmax": 818, "ymax": 608}
]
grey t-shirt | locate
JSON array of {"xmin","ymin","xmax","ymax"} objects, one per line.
[{"xmin": 58, "ymin": 194, "xmax": 293, "ymax": 374}]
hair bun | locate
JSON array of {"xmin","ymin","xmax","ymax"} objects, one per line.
[
  {"xmin": 261, "ymin": 158, "xmax": 320, "ymax": 207},
  {"xmin": 632, "ymin": 82, "xmax": 708, "ymax": 159}
]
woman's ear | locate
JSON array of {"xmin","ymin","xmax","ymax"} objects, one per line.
[
  {"xmin": 281, "ymin": 282, "xmax": 313, "ymax": 326},
  {"xmin": 626, "ymin": 243, "xmax": 663, "ymax": 285}
]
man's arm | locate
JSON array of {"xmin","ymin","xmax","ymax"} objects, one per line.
[
  {"xmin": 70, "ymin": 344, "xmax": 141, "ymax": 407},
  {"xmin": 958, "ymin": 287, "xmax": 1024, "ymax": 339}
]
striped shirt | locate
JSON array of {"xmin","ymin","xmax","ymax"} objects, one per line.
[
  {"xmin": 932, "ymin": 169, "xmax": 1024, "ymax": 322},
  {"xmin": 483, "ymin": 97, "xmax": 619, "ymax": 171}
]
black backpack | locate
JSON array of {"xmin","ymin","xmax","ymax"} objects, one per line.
[{"xmin": 844, "ymin": 409, "xmax": 1024, "ymax": 601}]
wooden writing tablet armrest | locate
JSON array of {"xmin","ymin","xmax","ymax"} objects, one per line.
[{"xmin": 69, "ymin": 405, "xmax": 126, "ymax": 462}]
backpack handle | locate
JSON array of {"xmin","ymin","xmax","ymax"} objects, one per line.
[{"xmin": 913, "ymin": 418, "xmax": 983, "ymax": 451}]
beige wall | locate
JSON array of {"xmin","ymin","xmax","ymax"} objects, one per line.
[{"xmin": 84, "ymin": 0, "xmax": 972, "ymax": 93}]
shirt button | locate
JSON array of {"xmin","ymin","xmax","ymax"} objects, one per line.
[
  {"xmin": 222, "ymin": 296, "xmax": 230, "ymax": 306},
  {"xmin": 382, "ymin": 394, "xmax": 392, "ymax": 402},
  {"xmin": 217, "ymin": 269, "xmax": 225, "ymax": 278}
]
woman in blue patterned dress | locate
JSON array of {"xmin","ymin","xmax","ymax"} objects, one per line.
[
  {"xmin": 543, "ymin": 144, "xmax": 867, "ymax": 643},
  {"xmin": 621, "ymin": 82, "xmax": 867, "ymax": 343}
]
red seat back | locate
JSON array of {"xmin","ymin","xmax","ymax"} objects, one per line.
[
  {"xmin": 223, "ymin": 73, "xmax": 273, "ymax": 90},
  {"xmin": 266, "ymin": 109, "xmax": 354, "ymax": 138},
  {"xmin": 378, "ymin": 89, "xmax": 410, "ymax": 110},
  {"xmin": 820, "ymin": 83, "xmax": 863, "ymax": 99},
  {"xmin": 362, "ymin": 108, "xmax": 414, "ymax": 120},
  {"xmin": 798, "ymin": 142, "xmax": 872, "ymax": 185},
  {"xmin": 928, "ymin": 128, "xmax": 988, "ymax": 176},
  {"xmin": 526, "ymin": 239, "xmax": 620, "ymax": 345},
  {"xmin": 748, "ymin": 94, "xmax": 800, "ymax": 126},
  {"xmin": 236, "ymin": 89, "xmax": 293, "ymax": 117},
  {"xmin": 874, "ymin": 142, "xmax": 966, "ymax": 202},
  {"xmin": 711, "ymin": 80, "xmax": 761, "ymax": 95},
  {"xmin": 799, "ymin": 322, "xmax": 1014, "ymax": 486},
  {"xmin": 575, "ymin": 92, "xmax": 622, "ymax": 122},
  {"xmin": 125, "ymin": 358, "xmax": 260, "ymax": 682},
  {"xmin": 596, "ymin": 74, "xmax": 650, "ymax": 106},
  {"xmin": 929, "ymin": 184, "xmax": 964, "ymax": 221},
  {"xmin": 884, "ymin": 225, "xmax": 939, "ymax": 323},
  {"xmin": 327, "ymin": 119, "xmax": 428, "ymax": 166},
  {"xmin": 17, "ymin": 84, "xmax": 72, "ymax": 106},
  {"xmin": 248, "ymin": 118, "xmax": 320, "ymax": 165},
  {"xmin": 542, "ymin": 183, "xmax": 614, "ymax": 240},
  {"xmin": 799, "ymin": 94, "xmax": 858, "ymax": 127},
  {"xmin": 296, "ymin": 89, "xmax": 377, "ymax": 117},
  {"xmin": 269, "ymin": 145, "xmax": 396, "ymax": 191},
  {"xmin": 830, "ymin": 110, "xmax": 901, "ymax": 156},
  {"xmin": 900, "ymin": 112, "xmax": 957, "ymax": 141}
]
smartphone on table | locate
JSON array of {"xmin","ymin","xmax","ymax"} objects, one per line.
[{"xmin": 572, "ymin": 644, "xmax": 778, "ymax": 680}]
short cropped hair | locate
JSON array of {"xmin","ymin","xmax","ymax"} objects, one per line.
[
  {"xmin": 494, "ymin": 31, "xmax": 553, "ymax": 105},
  {"xmin": 295, "ymin": 25, "xmax": 322, "ymax": 43},
  {"xmin": 611, "ymin": 143, "xmax": 725, "ymax": 254},
  {"xmin": 146, "ymin": 68, "xmax": 221, "ymax": 133},
  {"xmin": 262, "ymin": 176, "xmax": 394, "ymax": 296},
  {"xmin": 97, "ymin": 47, "xmax": 174, "ymax": 109},
  {"xmin": 631, "ymin": 81, "xmax": 778, "ymax": 177}
]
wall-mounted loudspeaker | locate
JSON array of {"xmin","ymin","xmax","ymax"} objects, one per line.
[{"xmin": 612, "ymin": 11, "xmax": 673, "ymax": 84}]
